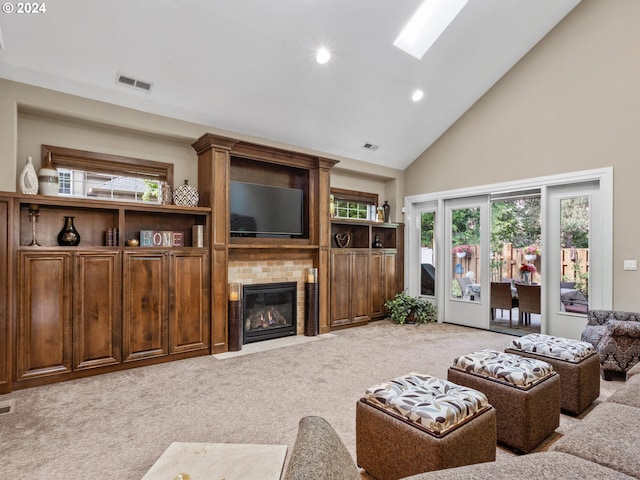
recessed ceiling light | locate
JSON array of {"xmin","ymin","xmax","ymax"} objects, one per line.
[
  {"xmin": 394, "ymin": 0, "xmax": 469, "ymax": 60},
  {"xmin": 316, "ymin": 48, "xmax": 331, "ymax": 65},
  {"xmin": 412, "ymin": 90, "xmax": 424, "ymax": 102}
]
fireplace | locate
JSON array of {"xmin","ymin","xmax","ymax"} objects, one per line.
[{"xmin": 243, "ymin": 282, "xmax": 297, "ymax": 344}]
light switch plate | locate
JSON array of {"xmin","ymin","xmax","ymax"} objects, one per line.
[{"xmin": 624, "ymin": 260, "xmax": 637, "ymax": 271}]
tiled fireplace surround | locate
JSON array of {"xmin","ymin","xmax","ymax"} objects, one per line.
[{"xmin": 228, "ymin": 259, "xmax": 314, "ymax": 336}]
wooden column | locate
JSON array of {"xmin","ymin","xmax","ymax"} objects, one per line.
[
  {"xmin": 317, "ymin": 159, "xmax": 333, "ymax": 334},
  {"xmin": 192, "ymin": 134, "xmax": 237, "ymax": 354}
]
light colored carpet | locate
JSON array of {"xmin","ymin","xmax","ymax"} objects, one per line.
[{"xmin": 0, "ymin": 320, "xmax": 624, "ymax": 479}]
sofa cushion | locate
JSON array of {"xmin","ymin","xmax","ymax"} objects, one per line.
[
  {"xmin": 451, "ymin": 349, "xmax": 554, "ymax": 389},
  {"xmin": 283, "ymin": 416, "xmax": 360, "ymax": 480},
  {"xmin": 508, "ymin": 334, "xmax": 596, "ymax": 363},
  {"xmin": 364, "ymin": 373, "xmax": 489, "ymax": 435},
  {"xmin": 626, "ymin": 362, "xmax": 640, "ymax": 379},
  {"xmin": 605, "ymin": 374, "xmax": 640, "ymax": 408},
  {"xmin": 401, "ymin": 452, "xmax": 635, "ymax": 480},
  {"xmin": 549, "ymin": 402, "xmax": 640, "ymax": 479}
]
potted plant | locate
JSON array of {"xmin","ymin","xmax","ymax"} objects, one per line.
[
  {"xmin": 452, "ymin": 244, "xmax": 473, "ymax": 258},
  {"xmin": 519, "ymin": 263, "xmax": 537, "ymax": 284},
  {"xmin": 523, "ymin": 244, "xmax": 540, "ymax": 261},
  {"xmin": 384, "ymin": 292, "xmax": 437, "ymax": 325}
]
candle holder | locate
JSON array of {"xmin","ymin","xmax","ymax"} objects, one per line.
[
  {"xmin": 305, "ymin": 268, "xmax": 319, "ymax": 336},
  {"xmin": 228, "ymin": 283, "xmax": 243, "ymax": 351},
  {"xmin": 27, "ymin": 204, "xmax": 41, "ymax": 246},
  {"xmin": 306, "ymin": 267, "xmax": 318, "ymax": 284}
]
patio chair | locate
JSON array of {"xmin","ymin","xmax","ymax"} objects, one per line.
[
  {"xmin": 490, "ymin": 282, "xmax": 518, "ymax": 327},
  {"xmin": 456, "ymin": 277, "xmax": 471, "ymax": 298},
  {"xmin": 515, "ymin": 284, "xmax": 541, "ymax": 327}
]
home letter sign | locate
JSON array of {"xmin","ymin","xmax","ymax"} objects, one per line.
[{"xmin": 140, "ymin": 230, "xmax": 184, "ymax": 247}]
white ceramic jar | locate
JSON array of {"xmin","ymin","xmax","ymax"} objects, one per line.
[{"xmin": 38, "ymin": 153, "xmax": 59, "ymax": 196}]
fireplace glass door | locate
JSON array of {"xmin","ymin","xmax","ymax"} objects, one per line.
[{"xmin": 243, "ymin": 282, "xmax": 297, "ymax": 344}]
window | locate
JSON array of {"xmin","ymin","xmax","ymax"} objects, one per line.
[
  {"xmin": 58, "ymin": 169, "xmax": 72, "ymax": 195},
  {"xmin": 43, "ymin": 145, "xmax": 174, "ymax": 204},
  {"xmin": 331, "ymin": 188, "xmax": 378, "ymax": 220}
]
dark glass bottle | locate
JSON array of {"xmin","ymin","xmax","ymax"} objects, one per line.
[{"xmin": 57, "ymin": 216, "xmax": 81, "ymax": 246}]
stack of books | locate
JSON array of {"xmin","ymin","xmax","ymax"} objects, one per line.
[{"xmin": 106, "ymin": 227, "xmax": 119, "ymax": 246}]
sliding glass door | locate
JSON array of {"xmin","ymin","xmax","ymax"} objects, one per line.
[
  {"xmin": 443, "ymin": 196, "xmax": 490, "ymax": 329},
  {"xmin": 405, "ymin": 168, "xmax": 612, "ymax": 336},
  {"xmin": 546, "ymin": 181, "xmax": 601, "ymax": 339}
]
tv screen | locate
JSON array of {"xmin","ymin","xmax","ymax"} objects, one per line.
[{"xmin": 230, "ymin": 181, "xmax": 303, "ymax": 237}]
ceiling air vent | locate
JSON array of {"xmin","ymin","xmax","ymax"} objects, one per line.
[
  {"xmin": 361, "ymin": 142, "xmax": 379, "ymax": 151},
  {"xmin": 117, "ymin": 73, "xmax": 153, "ymax": 92}
]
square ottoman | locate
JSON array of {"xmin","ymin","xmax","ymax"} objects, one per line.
[
  {"xmin": 356, "ymin": 373, "xmax": 496, "ymax": 480},
  {"xmin": 505, "ymin": 333, "xmax": 600, "ymax": 415},
  {"xmin": 448, "ymin": 349, "xmax": 560, "ymax": 453}
]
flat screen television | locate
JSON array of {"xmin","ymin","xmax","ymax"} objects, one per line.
[{"xmin": 230, "ymin": 181, "xmax": 304, "ymax": 237}]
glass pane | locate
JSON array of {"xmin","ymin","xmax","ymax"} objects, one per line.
[
  {"xmin": 451, "ymin": 207, "xmax": 480, "ymax": 302},
  {"xmin": 560, "ymin": 196, "xmax": 590, "ymax": 314},
  {"xmin": 55, "ymin": 168, "xmax": 164, "ymax": 204},
  {"xmin": 420, "ymin": 212, "xmax": 436, "ymax": 296},
  {"xmin": 490, "ymin": 197, "xmax": 541, "ymax": 283}
]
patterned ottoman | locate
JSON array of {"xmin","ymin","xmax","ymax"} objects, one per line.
[
  {"xmin": 448, "ymin": 349, "xmax": 560, "ymax": 453},
  {"xmin": 356, "ymin": 373, "xmax": 496, "ymax": 480},
  {"xmin": 506, "ymin": 334, "xmax": 600, "ymax": 415}
]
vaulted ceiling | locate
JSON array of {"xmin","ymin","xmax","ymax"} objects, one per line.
[{"xmin": 0, "ymin": 0, "xmax": 580, "ymax": 170}]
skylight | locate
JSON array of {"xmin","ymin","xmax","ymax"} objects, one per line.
[{"xmin": 393, "ymin": 0, "xmax": 469, "ymax": 60}]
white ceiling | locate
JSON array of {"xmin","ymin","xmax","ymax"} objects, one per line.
[{"xmin": 0, "ymin": 0, "xmax": 580, "ymax": 170}]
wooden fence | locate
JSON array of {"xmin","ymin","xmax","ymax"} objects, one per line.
[{"xmin": 452, "ymin": 244, "xmax": 589, "ymax": 284}]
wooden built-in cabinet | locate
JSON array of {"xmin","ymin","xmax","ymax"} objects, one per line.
[
  {"xmin": 4, "ymin": 193, "xmax": 211, "ymax": 390},
  {"xmin": 330, "ymin": 220, "xmax": 404, "ymax": 327},
  {"xmin": 331, "ymin": 250, "xmax": 370, "ymax": 326},
  {"xmin": 193, "ymin": 133, "xmax": 338, "ymax": 350}
]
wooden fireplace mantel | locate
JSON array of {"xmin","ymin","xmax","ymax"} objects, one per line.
[{"xmin": 192, "ymin": 133, "xmax": 338, "ymax": 353}]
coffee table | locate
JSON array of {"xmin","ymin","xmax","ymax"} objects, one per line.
[{"xmin": 141, "ymin": 442, "xmax": 288, "ymax": 480}]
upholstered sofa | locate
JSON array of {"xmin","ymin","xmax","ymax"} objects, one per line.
[
  {"xmin": 581, "ymin": 310, "xmax": 640, "ymax": 379},
  {"xmin": 283, "ymin": 372, "xmax": 640, "ymax": 480}
]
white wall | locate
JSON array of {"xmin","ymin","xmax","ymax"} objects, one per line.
[
  {"xmin": 404, "ymin": 0, "xmax": 640, "ymax": 311},
  {"xmin": 0, "ymin": 79, "xmax": 405, "ymax": 220}
]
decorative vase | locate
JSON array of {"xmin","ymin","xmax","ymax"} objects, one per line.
[
  {"xmin": 19, "ymin": 156, "xmax": 39, "ymax": 195},
  {"xmin": 57, "ymin": 216, "xmax": 81, "ymax": 246},
  {"xmin": 329, "ymin": 194, "xmax": 335, "ymax": 218},
  {"xmin": 38, "ymin": 152, "xmax": 59, "ymax": 196},
  {"xmin": 522, "ymin": 271, "xmax": 531, "ymax": 285},
  {"xmin": 524, "ymin": 254, "xmax": 537, "ymax": 261},
  {"xmin": 382, "ymin": 200, "xmax": 391, "ymax": 223},
  {"xmin": 173, "ymin": 180, "xmax": 199, "ymax": 207},
  {"xmin": 456, "ymin": 251, "xmax": 467, "ymax": 259}
]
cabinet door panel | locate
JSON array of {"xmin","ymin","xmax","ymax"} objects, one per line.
[
  {"xmin": 17, "ymin": 252, "xmax": 73, "ymax": 380},
  {"xmin": 123, "ymin": 252, "xmax": 168, "ymax": 361},
  {"xmin": 384, "ymin": 251, "xmax": 398, "ymax": 302},
  {"xmin": 330, "ymin": 251, "xmax": 351, "ymax": 326},
  {"xmin": 74, "ymin": 252, "xmax": 122, "ymax": 370},
  {"xmin": 370, "ymin": 252, "xmax": 384, "ymax": 318},
  {"xmin": 352, "ymin": 251, "xmax": 370, "ymax": 323},
  {"xmin": 169, "ymin": 252, "xmax": 209, "ymax": 353}
]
